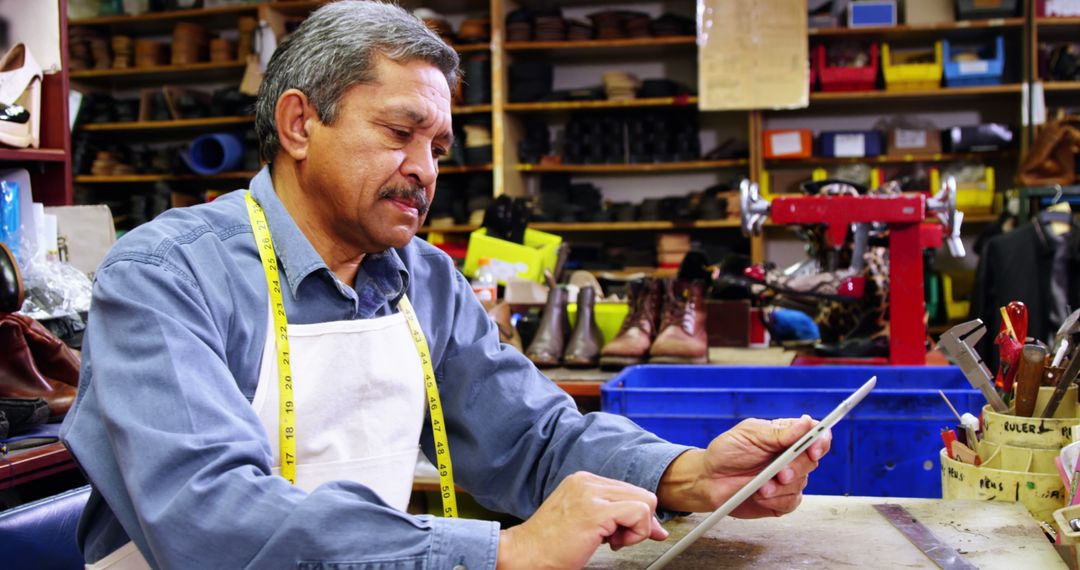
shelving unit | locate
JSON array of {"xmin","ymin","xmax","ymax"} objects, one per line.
[
  {"xmin": 517, "ymin": 159, "xmax": 747, "ymax": 173},
  {"xmin": 78, "ymin": 116, "xmax": 255, "ymax": 132},
  {"xmin": 503, "ymin": 96, "xmax": 698, "ymax": 112}
]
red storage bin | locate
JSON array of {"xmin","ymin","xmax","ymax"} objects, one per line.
[{"xmin": 814, "ymin": 43, "xmax": 879, "ymax": 92}]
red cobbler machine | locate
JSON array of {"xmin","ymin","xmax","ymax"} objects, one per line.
[{"xmin": 740, "ymin": 178, "xmax": 964, "ymax": 365}]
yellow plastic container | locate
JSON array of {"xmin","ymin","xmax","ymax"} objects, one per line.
[
  {"xmin": 981, "ymin": 386, "xmax": 1080, "ymax": 450},
  {"xmin": 940, "ymin": 447, "xmax": 1065, "ymax": 525},
  {"xmin": 882, "ymin": 41, "xmax": 943, "ymax": 91},
  {"xmin": 567, "ymin": 302, "xmax": 630, "ymax": 344},
  {"xmin": 940, "ymin": 271, "xmax": 973, "ymax": 321},
  {"xmin": 931, "ymin": 167, "xmax": 995, "ymax": 215},
  {"xmin": 464, "ymin": 228, "xmax": 562, "ymax": 285}
]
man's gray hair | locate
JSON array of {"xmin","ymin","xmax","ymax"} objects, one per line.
[{"xmin": 255, "ymin": 0, "xmax": 460, "ymax": 163}]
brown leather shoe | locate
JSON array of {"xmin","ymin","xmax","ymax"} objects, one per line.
[
  {"xmin": 8, "ymin": 313, "xmax": 80, "ymax": 386},
  {"xmin": 526, "ymin": 286, "xmax": 569, "ymax": 367},
  {"xmin": 563, "ymin": 287, "xmax": 604, "ymax": 368},
  {"xmin": 0, "ymin": 319, "xmax": 76, "ymax": 419},
  {"xmin": 487, "ymin": 301, "xmax": 523, "ymax": 352},
  {"xmin": 649, "ymin": 279, "xmax": 708, "ymax": 364},
  {"xmin": 0, "ymin": 242, "xmax": 23, "ymax": 313},
  {"xmin": 600, "ymin": 278, "xmax": 661, "ymax": 370}
]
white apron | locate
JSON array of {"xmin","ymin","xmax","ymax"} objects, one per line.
[{"xmin": 88, "ymin": 307, "xmax": 426, "ymax": 569}]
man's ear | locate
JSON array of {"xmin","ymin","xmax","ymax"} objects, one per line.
[{"xmin": 275, "ymin": 88, "xmax": 318, "ymax": 161}]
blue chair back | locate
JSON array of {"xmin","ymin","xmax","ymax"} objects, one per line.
[{"xmin": 0, "ymin": 485, "xmax": 90, "ymax": 569}]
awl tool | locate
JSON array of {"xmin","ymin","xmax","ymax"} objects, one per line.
[
  {"xmin": 1015, "ymin": 344, "xmax": 1048, "ymax": 417},
  {"xmin": 939, "ymin": 319, "xmax": 1008, "ymax": 413}
]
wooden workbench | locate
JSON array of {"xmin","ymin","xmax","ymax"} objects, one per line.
[{"xmin": 587, "ymin": 495, "xmax": 1064, "ymax": 569}]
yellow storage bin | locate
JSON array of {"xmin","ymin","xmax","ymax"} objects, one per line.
[
  {"xmin": 567, "ymin": 302, "xmax": 629, "ymax": 344},
  {"xmin": 464, "ymin": 228, "xmax": 562, "ymax": 285},
  {"xmin": 941, "ymin": 271, "xmax": 974, "ymax": 321},
  {"xmin": 940, "ymin": 447, "xmax": 1065, "ymax": 525},
  {"xmin": 882, "ymin": 41, "xmax": 943, "ymax": 91},
  {"xmin": 931, "ymin": 167, "xmax": 995, "ymax": 215}
]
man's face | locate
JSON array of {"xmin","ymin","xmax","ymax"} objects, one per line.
[{"xmin": 302, "ymin": 56, "xmax": 452, "ymax": 253}]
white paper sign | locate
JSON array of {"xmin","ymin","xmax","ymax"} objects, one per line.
[
  {"xmin": 958, "ymin": 60, "xmax": 989, "ymax": 76},
  {"xmin": 894, "ymin": 129, "xmax": 927, "ymax": 150},
  {"xmin": 770, "ymin": 132, "xmax": 804, "ymax": 156},
  {"xmin": 834, "ymin": 134, "xmax": 866, "ymax": 157}
]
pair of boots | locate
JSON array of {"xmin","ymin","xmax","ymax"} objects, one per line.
[
  {"xmin": 526, "ymin": 286, "xmax": 603, "ymax": 368},
  {"xmin": 600, "ymin": 278, "xmax": 708, "ymax": 369},
  {"xmin": 0, "ymin": 243, "xmax": 80, "ymax": 420}
]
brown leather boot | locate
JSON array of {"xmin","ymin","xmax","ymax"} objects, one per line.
[
  {"xmin": 0, "ymin": 319, "xmax": 76, "ymax": 419},
  {"xmin": 649, "ymin": 279, "xmax": 708, "ymax": 364},
  {"xmin": 600, "ymin": 279, "xmax": 661, "ymax": 370},
  {"xmin": 8, "ymin": 313, "xmax": 80, "ymax": 386},
  {"xmin": 0, "ymin": 242, "xmax": 23, "ymax": 313},
  {"xmin": 526, "ymin": 286, "xmax": 569, "ymax": 367},
  {"xmin": 563, "ymin": 286, "xmax": 604, "ymax": 368},
  {"xmin": 487, "ymin": 301, "xmax": 523, "ymax": 352}
]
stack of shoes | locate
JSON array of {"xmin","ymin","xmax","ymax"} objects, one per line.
[
  {"xmin": 111, "ymin": 35, "xmax": 133, "ymax": 69},
  {"xmin": 465, "ymin": 176, "xmax": 494, "ymax": 225},
  {"xmin": 567, "ymin": 20, "xmax": 594, "ymax": 41},
  {"xmin": 457, "ymin": 18, "xmax": 490, "ymax": 44},
  {"xmin": 518, "ymin": 119, "xmax": 551, "ymax": 164},
  {"xmin": 134, "ymin": 39, "xmax": 167, "ymax": 68},
  {"xmin": 526, "ymin": 286, "xmax": 604, "ymax": 368},
  {"xmin": 563, "ymin": 113, "xmax": 625, "ymax": 164},
  {"xmin": 590, "ymin": 11, "xmax": 629, "ymax": 39},
  {"xmin": 506, "ymin": 8, "xmax": 533, "ymax": 42},
  {"xmin": 463, "ymin": 121, "xmax": 493, "ymax": 164},
  {"xmin": 534, "ymin": 15, "xmax": 567, "ymax": 42},
  {"xmin": 237, "ymin": 17, "xmax": 257, "ymax": 58},
  {"xmin": 210, "ymin": 88, "xmax": 257, "ymax": 117},
  {"xmin": 603, "ymin": 72, "xmax": 639, "ymax": 101},
  {"xmin": 481, "ymin": 195, "xmax": 530, "ymax": 244},
  {"xmin": 172, "ymin": 22, "xmax": 208, "ymax": 65},
  {"xmin": 657, "ymin": 233, "xmax": 691, "ymax": 268},
  {"xmin": 461, "ymin": 53, "xmax": 491, "ymax": 105},
  {"xmin": 69, "ymin": 28, "xmax": 110, "ymax": 71},
  {"xmin": 627, "ymin": 111, "xmax": 700, "ymax": 163},
  {"xmin": 626, "ymin": 13, "xmax": 652, "ymax": 38},
  {"xmin": 509, "ymin": 61, "xmax": 553, "ymax": 102},
  {"xmin": 209, "ymin": 37, "xmax": 235, "ymax": 63},
  {"xmin": 91, "ymin": 150, "xmax": 136, "ymax": 176},
  {"xmin": 651, "ymin": 13, "xmax": 695, "ymax": 36}
]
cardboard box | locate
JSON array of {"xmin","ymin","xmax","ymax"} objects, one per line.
[
  {"xmin": 903, "ymin": 0, "xmax": 954, "ymax": 24},
  {"xmin": 886, "ymin": 127, "xmax": 942, "ymax": 155}
]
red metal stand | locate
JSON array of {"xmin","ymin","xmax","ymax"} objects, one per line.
[{"xmin": 770, "ymin": 194, "xmax": 943, "ymax": 365}]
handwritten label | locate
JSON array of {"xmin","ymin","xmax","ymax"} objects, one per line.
[
  {"xmin": 893, "ymin": 129, "xmax": 927, "ymax": 150},
  {"xmin": 945, "ymin": 466, "xmax": 964, "ymax": 482},
  {"xmin": 979, "ymin": 476, "xmax": 1004, "ymax": 492},
  {"xmin": 1002, "ymin": 421, "xmax": 1053, "ymax": 435}
]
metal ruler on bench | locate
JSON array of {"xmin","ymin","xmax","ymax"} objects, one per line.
[{"xmin": 873, "ymin": 503, "xmax": 977, "ymax": 570}]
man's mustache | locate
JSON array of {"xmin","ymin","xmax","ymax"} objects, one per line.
[{"xmin": 379, "ymin": 187, "xmax": 429, "ymax": 217}]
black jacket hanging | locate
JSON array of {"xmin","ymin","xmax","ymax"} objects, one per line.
[{"xmin": 969, "ymin": 217, "xmax": 1080, "ymax": 369}]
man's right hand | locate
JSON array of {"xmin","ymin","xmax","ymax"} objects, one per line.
[{"xmin": 496, "ymin": 471, "xmax": 669, "ymax": 569}]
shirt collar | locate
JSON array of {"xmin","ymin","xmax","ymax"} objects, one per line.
[{"xmin": 248, "ymin": 167, "xmax": 410, "ymax": 304}]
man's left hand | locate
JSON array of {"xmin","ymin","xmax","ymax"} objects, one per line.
[{"xmin": 656, "ymin": 415, "xmax": 830, "ymax": 518}]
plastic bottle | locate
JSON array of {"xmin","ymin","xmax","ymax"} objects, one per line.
[{"xmin": 471, "ymin": 258, "xmax": 497, "ymax": 305}]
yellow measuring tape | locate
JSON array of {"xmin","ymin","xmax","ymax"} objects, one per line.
[{"xmin": 244, "ymin": 192, "xmax": 457, "ymax": 517}]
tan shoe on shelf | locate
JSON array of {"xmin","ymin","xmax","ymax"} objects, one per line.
[
  {"xmin": 600, "ymin": 278, "xmax": 661, "ymax": 370},
  {"xmin": 0, "ymin": 43, "xmax": 42, "ymax": 149},
  {"xmin": 648, "ymin": 279, "xmax": 708, "ymax": 364}
]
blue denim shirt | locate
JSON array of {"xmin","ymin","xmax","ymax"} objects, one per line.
[{"xmin": 60, "ymin": 168, "xmax": 690, "ymax": 569}]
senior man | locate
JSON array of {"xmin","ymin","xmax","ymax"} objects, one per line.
[{"xmin": 61, "ymin": 2, "xmax": 829, "ymax": 568}]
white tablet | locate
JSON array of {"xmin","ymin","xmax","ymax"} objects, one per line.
[{"xmin": 646, "ymin": 376, "xmax": 877, "ymax": 570}]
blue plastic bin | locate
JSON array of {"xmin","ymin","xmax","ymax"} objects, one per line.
[
  {"xmin": 601, "ymin": 365, "xmax": 982, "ymax": 498},
  {"xmin": 943, "ymin": 36, "xmax": 1004, "ymax": 87},
  {"xmin": 818, "ymin": 130, "xmax": 884, "ymax": 158}
]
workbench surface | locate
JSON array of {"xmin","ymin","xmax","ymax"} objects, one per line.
[{"xmin": 586, "ymin": 495, "xmax": 1064, "ymax": 569}]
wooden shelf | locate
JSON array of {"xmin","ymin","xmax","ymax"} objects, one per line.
[
  {"xmin": 77, "ymin": 116, "xmax": 255, "ymax": 132},
  {"xmin": 451, "ymin": 104, "xmax": 493, "ymax": 114},
  {"xmin": 809, "ymin": 84, "xmax": 1022, "ymax": 103},
  {"xmin": 70, "ymin": 61, "xmax": 246, "ymax": 85},
  {"xmin": 1043, "ymin": 81, "xmax": 1080, "ymax": 92},
  {"xmin": 505, "ymin": 36, "xmax": 696, "ymax": 51},
  {"xmin": 810, "ymin": 17, "xmax": 1024, "ymax": 37},
  {"xmin": 1037, "ymin": 17, "xmax": 1080, "ymax": 26},
  {"xmin": 0, "ymin": 148, "xmax": 68, "ymax": 163},
  {"xmin": 70, "ymin": 4, "xmax": 258, "ymax": 27},
  {"xmin": 452, "ymin": 43, "xmax": 490, "ymax": 53},
  {"xmin": 439, "ymin": 163, "xmax": 492, "ymax": 174},
  {"xmin": 75, "ymin": 171, "xmax": 257, "ymax": 184},
  {"xmin": 505, "ymin": 96, "xmax": 697, "ymax": 112},
  {"xmin": 518, "ymin": 159, "xmax": 748, "ymax": 173},
  {"xmin": 422, "ymin": 219, "xmax": 741, "ymax": 234},
  {"xmin": 766, "ymin": 151, "xmax": 1015, "ymax": 167}
]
